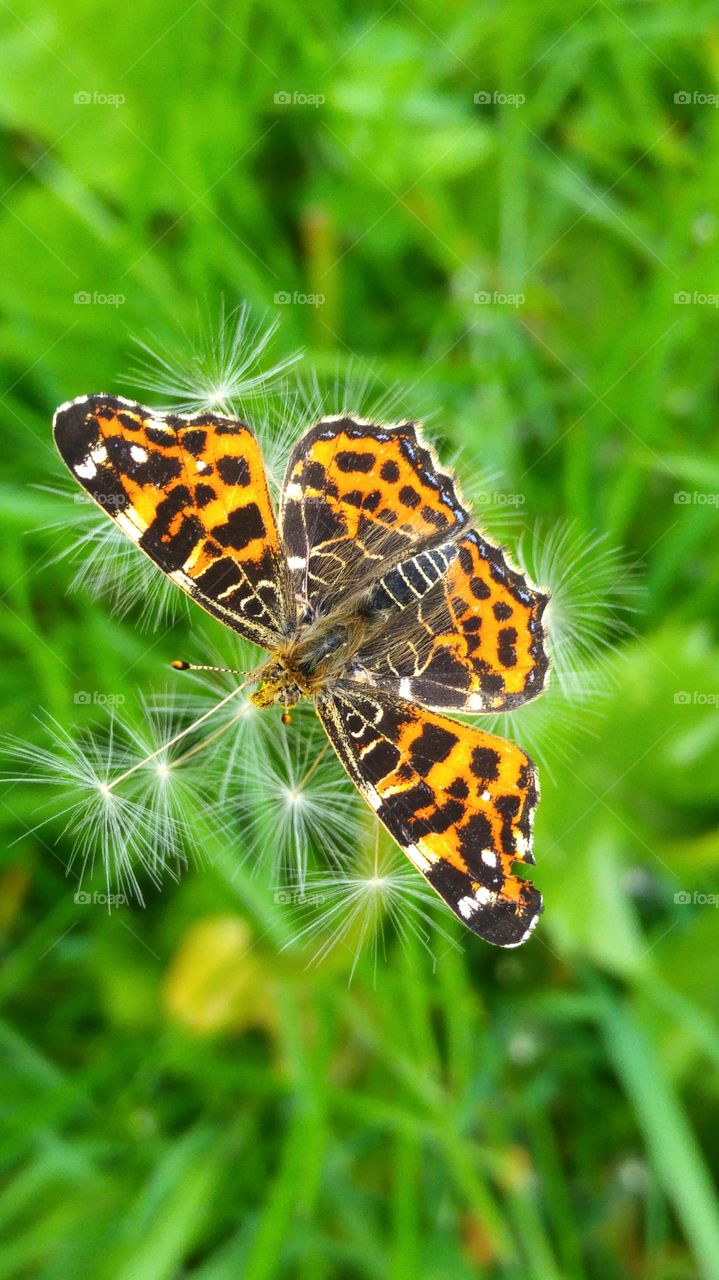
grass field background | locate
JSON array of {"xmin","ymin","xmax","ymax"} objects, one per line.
[{"xmin": 2, "ymin": 2, "xmax": 719, "ymax": 1277}]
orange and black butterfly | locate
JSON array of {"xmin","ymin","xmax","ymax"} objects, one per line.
[{"xmin": 53, "ymin": 396, "xmax": 550, "ymax": 946}]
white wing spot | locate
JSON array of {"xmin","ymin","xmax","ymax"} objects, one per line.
[
  {"xmin": 366, "ymin": 786, "xmax": 382, "ymax": 811},
  {"xmin": 405, "ymin": 843, "xmax": 431, "ymax": 872},
  {"xmin": 74, "ymin": 459, "xmax": 97, "ymax": 480},
  {"xmin": 503, "ymin": 910, "xmax": 542, "ymax": 949},
  {"xmin": 115, "ymin": 511, "xmax": 144, "ymax": 544},
  {"xmin": 458, "ymin": 895, "xmax": 479, "ymax": 919},
  {"xmin": 130, "ymin": 445, "xmax": 148, "ymax": 464}
]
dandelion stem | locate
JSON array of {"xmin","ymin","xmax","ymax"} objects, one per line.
[
  {"xmin": 297, "ymin": 740, "xmax": 331, "ymax": 790},
  {"xmin": 169, "ymin": 704, "xmax": 251, "ymax": 768},
  {"xmin": 105, "ymin": 680, "xmax": 249, "ymax": 792}
]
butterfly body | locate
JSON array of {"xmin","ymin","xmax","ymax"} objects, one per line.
[{"xmin": 54, "ymin": 395, "xmax": 550, "ymax": 947}]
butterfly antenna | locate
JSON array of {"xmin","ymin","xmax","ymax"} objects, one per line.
[{"xmin": 170, "ymin": 659, "xmax": 246, "ymax": 674}]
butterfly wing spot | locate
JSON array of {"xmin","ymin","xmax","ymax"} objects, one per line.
[{"xmin": 115, "ymin": 510, "xmax": 146, "ymax": 544}]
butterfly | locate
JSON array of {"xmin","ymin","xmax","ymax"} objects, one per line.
[{"xmin": 53, "ymin": 395, "xmax": 550, "ymax": 946}]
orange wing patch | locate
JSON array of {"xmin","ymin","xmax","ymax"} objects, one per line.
[
  {"xmin": 280, "ymin": 417, "xmax": 470, "ymax": 610},
  {"xmin": 318, "ymin": 682, "xmax": 542, "ymax": 947},
  {"xmin": 357, "ymin": 529, "xmax": 549, "ymax": 712},
  {"xmin": 53, "ymin": 395, "xmax": 293, "ymax": 645}
]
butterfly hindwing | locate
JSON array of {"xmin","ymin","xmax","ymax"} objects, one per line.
[
  {"xmin": 316, "ymin": 682, "xmax": 542, "ymax": 947},
  {"xmin": 356, "ymin": 528, "xmax": 550, "ymax": 712},
  {"xmin": 280, "ymin": 416, "xmax": 470, "ymax": 612},
  {"xmin": 53, "ymin": 395, "xmax": 293, "ymax": 646}
]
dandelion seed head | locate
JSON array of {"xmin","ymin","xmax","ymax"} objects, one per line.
[
  {"xmin": 0, "ymin": 712, "xmax": 188, "ymax": 902},
  {"xmin": 226, "ymin": 703, "xmax": 365, "ymax": 887},
  {"xmin": 280, "ymin": 834, "xmax": 459, "ymax": 978},
  {"xmin": 450, "ymin": 457, "xmax": 526, "ymax": 539},
  {"xmin": 294, "ymin": 358, "xmax": 417, "ymax": 429},
  {"xmin": 126, "ymin": 301, "xmax": 302, "ymax": 417},
  {"xmin": 516, "ymin": 520, "xmax": 640, "ymax": 697},
  {"xmin": 479, "ymin": 664, "xmax": 610, "ymax": 777}
]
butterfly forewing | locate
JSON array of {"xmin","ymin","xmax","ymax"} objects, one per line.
[
  {"xmin": 53, "ymin": 395, "xmax": 294, "ymax": 646},
  {"xmin": 280, "ymin": 416, "xmax": 470, "ymax": 612}
]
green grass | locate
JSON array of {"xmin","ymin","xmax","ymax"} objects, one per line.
[{"xmin": 2, "ymin": 1, "xmax": 719, "ymax": 1276}]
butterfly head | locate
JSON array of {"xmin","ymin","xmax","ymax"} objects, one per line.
[{"xmin": 249, "ymin": 654, "xmax": 308, "ymax": 713}]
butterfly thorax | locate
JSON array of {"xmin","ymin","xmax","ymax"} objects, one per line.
[{"xmin": 250, "ymin": 609, "xmax": 374, "ymax": 710}]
